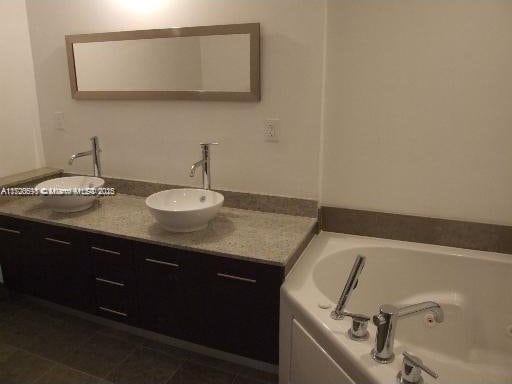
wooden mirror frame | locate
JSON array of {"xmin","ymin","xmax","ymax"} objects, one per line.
[{"xmin": 65, "ymin": 23, "xmax": 260, "ymax": 101}]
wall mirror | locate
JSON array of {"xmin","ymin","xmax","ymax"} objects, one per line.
[{"xmin": 65, "ymin": 23, "xmax": 260, "ymax": 101}]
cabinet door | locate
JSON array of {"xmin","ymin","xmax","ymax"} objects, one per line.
[
  {"xmin": 0, "ymin": 216, "xmax": 32, "ymax": 292},
  {"xmin": 204, "ymin": 256, "xmax": 283, "ymax": 364},
  {"xmin": 34, "ymin": 224, "xmax": 92, "ymax": 311},
  {"xmin": 136, "ymin": 243, "xmax": 204, "ymax": 344}
]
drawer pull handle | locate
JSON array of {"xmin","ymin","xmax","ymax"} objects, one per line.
[
  {"xmin": 0, "ymin": 227, "xmax": 21, "ymax": 235},
  {"xmin": 91, "ymin": 246, "xmax": 120, "ymax": 255},
  {"xmin": 145, "ymin": 258, "xmax": 179, "ymax": 268},
  {"xmin": 44, "ymin": 237, "xmax": 71, "ymax": 245},
  {"xmin": 217, "ymin": 273, "xmax": 257, "ymax": 284},
  {"xmin": 95, "ymin": 277, "xmax": 125, "ymax": 287},
  {"xmin": 98, "ymin": 306, "xmax": 127, "ymax": 317}
]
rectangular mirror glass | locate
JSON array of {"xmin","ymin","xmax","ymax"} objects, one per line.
[{"xmin": 66, "ymin": 23, "xmax": 260, "ymax": 101}]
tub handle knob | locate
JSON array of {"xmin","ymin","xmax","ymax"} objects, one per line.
[
  {"xmin": 398, "ymin": 351, "xmax": 438, "ymax": 384},
  {"xmin": 342, "ymin": 312, "xmax": 370, "ymax": 341}
]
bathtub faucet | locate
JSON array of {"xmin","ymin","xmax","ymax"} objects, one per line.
[
  {"xmin": 330, "ymin": 255, "xmax": 366, "ymax": 320},
  {"xmin": 371, "ymin": 301, "xmax": 444, "ymax": 363}
]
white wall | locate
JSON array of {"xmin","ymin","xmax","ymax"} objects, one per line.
[
  {"xmin": 0, "ymin": 0, "xmax": 44, "ymax": 177},
  {"xmin": 25, "ymin": 0, "xmax": 325, "ymax": 199},
  {"xmin": 321, "ymin": 0, "xmax": 512, "ymax": 225}
]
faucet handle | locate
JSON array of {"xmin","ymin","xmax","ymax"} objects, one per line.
[
  {"xmin": 398, "ymin": 352, "xmax": 438, "ymax": 384},
  {"xmin": 329, "ymin": 311, "xmax": 370, "ymax": 341},
  {"xmin": 344, "ymin": 312, "xmax": 370, "ymax": 341},
  {"xmin": 200, "ymin": 142, "xmax": 219, "ymax": 147}
]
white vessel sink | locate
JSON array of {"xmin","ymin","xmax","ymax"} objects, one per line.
[
  {"xmin": 35, "ymin": 176, "xmax": 104, "ymax": 213},
  {"xmin": 146, "ymin": 188, "xmax": 224, "ymax": 232}
]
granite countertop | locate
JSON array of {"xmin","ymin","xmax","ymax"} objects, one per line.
[{"xmin": 0, "ymin": 194, "xmax": 317, "ymax": 268}]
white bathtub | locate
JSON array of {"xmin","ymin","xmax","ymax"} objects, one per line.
[{"xmin": 280, "ymin": 232, "xmax": 512, "ymax": 384}]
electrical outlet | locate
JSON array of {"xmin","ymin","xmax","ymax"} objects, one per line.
[
  {"xmin": 264, "ymin": 118, "xmax": 279, "ymax": 142},
  {"xmin": 54, "ymin": 111, "xmax": 65, "ymax": 132}
]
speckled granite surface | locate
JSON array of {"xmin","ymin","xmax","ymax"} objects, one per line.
[
  {"xmin": 81, "ymin": 175, "xmax": 319, "ymax": 218},
  {"xmin": 0, "ymin": 194, "xmax": 317, "ymax": 268}
]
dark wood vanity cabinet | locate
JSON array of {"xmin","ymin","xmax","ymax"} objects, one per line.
[
  {"xmin": 203, "ymin": 257, "xmax": 283, "ymax": 363},
  {"xmin": 0, "ymin": 215, "xmax": 283, "ymax": 364},
  {"xmin": 135, "ymin": 243, "xmax": 205, "ymax": 344},
  {"xmin": 0, "ymin": 216, "xmax": 31, "ymax": 292},
  {"xmin": 33, "ymin": 223, "xmax": 92, "ymax": 311},
  {"xmin": 0, "ymin": 217, "xmax": 92, "ymax": 310}
]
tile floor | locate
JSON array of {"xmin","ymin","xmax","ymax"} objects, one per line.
[{"xmin": 0, "ymin": 295, "xmax": 277, "ymax": 384}]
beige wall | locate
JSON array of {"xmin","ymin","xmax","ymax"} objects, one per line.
[
  {"xmin": 321, "ymin": 0, "xmax": 512, "ymax": 225},
  {"xmin": 25, "ymin": 0, "xmax": 325, "ymax": 199},
  {"xmin": 0, "ymin": 0, "xmax": 44, "ymax": 177}
]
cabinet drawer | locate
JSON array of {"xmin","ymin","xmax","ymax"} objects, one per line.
[
  {"xmin": 0, "ymin": 215, "xmax": 30, "ymax": 235},
  {"xmin": 206, "ymin": 255, "xmax": 283, "ymax": 290},
  {"xmin": 89, "ymin": 234, "xmax": 134, "ymax": 283},
  {"xmin": 94, "ymin": 281, "xmax": 136, "ymax": 323},
  {"xmin": 37, "ymin": 224, "xmax": 83, "ymax": 244}
]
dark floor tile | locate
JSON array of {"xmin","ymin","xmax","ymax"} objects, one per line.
[
  {"xmin": 97, "ymin": 327, "xmax": 148, "ymax": 346},
  {"xmin": 0, "ymin": 349, "xmax": 54, "ymax": 383},
  {"xmin": 108, "ymin": 346, "xmax": 182, "ymax": 384},
  {"xmin": 0, "ymin": 343, "xmax": 17, "ymax": 363},
  {"xmin": 237, "ymin": 366, "xmax": 278, "ymax": 384},
  {"xmin": 0, "ymin": 297, "xmax": 27, "ymax": 323},
  {"xmin": 187, "ymin": 353, "xmax": 244, "ymax": 375},
  {"xmin": 232, "ymin": 376, "xmax": 267, "ymax": 384},
  {"xmin": 63, "ymin": 332, "xmax": 138, "ymax": 378},
  {"xmin": 0, "ymin": 312, "xmax": 45, "ymax": 349},
  {"xmin": 142, "ymin": 340, "xmax": 194, "ymax": 361},
  {"xmin": 167, "ymin": 361, "xmax": 236, "ymax": 384},
  {"xmin": 26, "ymin": 317, "xmax": 96, "ymax": 362},
  {"xmin": 35, "ymin": 364, "xmax": 111, "ymax": 384}
]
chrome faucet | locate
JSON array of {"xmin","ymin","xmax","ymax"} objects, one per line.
[
  {"xmin": 331, "ymin": 255, "xmax": 366, "ymax": 320},
  {"xmin": 189, "ymin": 142, "xmax": 218, "ymax": 190},
  {"xmin": 69, "ymin": 136, "xmax": 102, "ymax": 177},
  {"xmin": 371, "ymin": 301, "xmax": 444, "ymax": 363}
]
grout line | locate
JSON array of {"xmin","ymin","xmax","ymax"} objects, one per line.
[
  {"xmin": 141, "ymin": 343, "xmax": 189, "ymax": 362},
  {"xmin": 102, "ymin": 343, "xmax": 140, "ymax": 381},
  {"xmin": 6, "ymin": 343, "xmax": 109, "ymax": 383},
  {"xmin": 163, "ymin": 360, "xmax": 184, "ymax": 384}
]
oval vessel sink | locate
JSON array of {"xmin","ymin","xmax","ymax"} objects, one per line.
[
  {"xmin": 146, "ymin": 188, "xmax": 224, "ymax": 232},
  {"xmin": 35, "ymin": 176, "xmax": 105, "ymax": 213}
]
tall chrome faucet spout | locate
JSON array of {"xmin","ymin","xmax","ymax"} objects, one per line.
[
  {"xmin": 190, "ymin": 160, "xmax": 205, "ymax": 177},
  {"xmin": 68, "ymin": 150, "xmax": 92, "ymax": 165},
  {"xmin": 189, "ymin": 143, "xmax": 218, "ymax": 190},
  {"xmin": 330, "ymin": 255, "xmax": 366, "ymax": 320},
  {"xmin": 68, "ymin": 136, "xmax": 102, "ymax": 177},
  {"xmin": 371, "ymin": 301, "xmax": 444, "ymax": 363}
]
